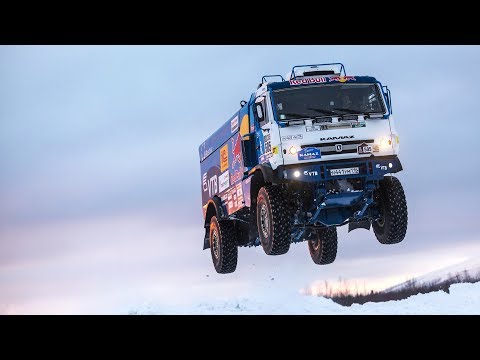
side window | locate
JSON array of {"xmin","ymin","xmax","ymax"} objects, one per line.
[{"xmin": 254, "ymin": 97, "xmax": 268, "ymax": 127}]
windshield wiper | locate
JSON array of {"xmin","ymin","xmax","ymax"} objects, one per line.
[
  {"xmin": 331, "ymin": 107, "xmax": 369, "ymax": 116},
  {"xmin": 331, "ymin": 107, "xmax": 382, "ymax": 119},
  {"xmin": 307, "ymin": 107, "xmax": 340, "ymax": 116}
]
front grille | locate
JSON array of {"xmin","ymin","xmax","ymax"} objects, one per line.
[
  {"xmin": 301, "ymin": 139, "xmax": 374, "ymax": 156},
  {"xmin": 321, "ymin": 148, "xmax": 358, "ymax": 156}
]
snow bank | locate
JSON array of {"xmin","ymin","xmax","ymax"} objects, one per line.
[{"xmin": 133, "ymin": 281, "xmax": 480, "ymax": 315}]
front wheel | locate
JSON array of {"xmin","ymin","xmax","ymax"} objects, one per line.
[
  {"xmin": 372, "ymin": 176, "xmax": 408, "ymax": 244},
  {"xmin": 209, "ymin": 216, "xmax": 238, "ymax": 273},
  {"xmin": 308, "ymin": 227, "xmax": 338, "ymax": 265},
  {"xmin": 256, "ymin": 185, "xmax": 292, "ymax": 255}
]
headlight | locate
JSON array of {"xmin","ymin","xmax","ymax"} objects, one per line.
[
  {"xmin": 289, "ymin": 146, "xmax": 298, "ymax": 155},
  {"xmin": 377, "ymin": 136, "xmax": 393, "ymax": 151}
]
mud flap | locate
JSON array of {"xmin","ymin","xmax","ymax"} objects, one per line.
[{"xmin": 348, "ymin": 219, "xmax": 371, "ymax": 232}]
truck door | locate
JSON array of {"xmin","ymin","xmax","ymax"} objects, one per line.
[
  {"xmin": 252, "ymin": 96, "xmax": 270, "ymax": 164},
  {"xmin": 252, "ymin": 94, "xmax": 282, "ymax": 168}
]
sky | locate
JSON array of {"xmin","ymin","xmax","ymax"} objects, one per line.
[{"xmin": 1, "ymin": 45, "xmax": 480, "ymax": 314}]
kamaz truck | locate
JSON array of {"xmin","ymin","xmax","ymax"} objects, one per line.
[{"xmin": 199, "ymin": 63, "xmax": 408, "ymax": 274}]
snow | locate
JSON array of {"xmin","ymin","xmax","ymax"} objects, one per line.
[
  {"xmin": 132, "ymin": 281, "xmax": 480, "ymax": 315},
  {"xmin": 131, "ymin": 257, "xmax": 480, "ymax": 315}
]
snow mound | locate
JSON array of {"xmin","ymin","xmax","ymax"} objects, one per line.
[{"xmin": 132, "ymin": 281, "xmax": 480, "ymax": 315}]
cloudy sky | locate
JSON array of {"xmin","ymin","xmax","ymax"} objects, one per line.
[{"xmin": 1, "ymin": 45, "xmax": 480, "ymax": 314}]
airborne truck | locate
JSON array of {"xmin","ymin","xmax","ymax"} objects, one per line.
[{"xmin": 199, "ymin": 63, "xmax": 408, "ymax": 273}]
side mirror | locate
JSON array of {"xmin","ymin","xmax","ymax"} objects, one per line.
[{"xmin": 383, "ymin": 86, "xmax": 393, "ymax": 114}]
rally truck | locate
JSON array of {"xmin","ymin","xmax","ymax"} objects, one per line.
[{"xmin": 199, "ymin": 63, "xmax": 408, "ymax": 273}]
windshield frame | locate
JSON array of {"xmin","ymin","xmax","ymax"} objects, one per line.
[{"xmin": 269, "ymin": 82, "xmax": 388, "ymax": 123}]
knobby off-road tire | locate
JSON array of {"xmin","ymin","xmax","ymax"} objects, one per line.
[
  {"xmin": 256, "ymin": 185, "xmax": 292, "ymax": 255},
  {"xmin": 372, "ymin": 176, "xmax": 408, "ymax": 244},
  {"xmin": 308, "ymin": 227, "xmax": 338, "ymax": 265},
  {"xmin": 209, "ymin": 216, "xmax": 238, "ymax": 273}
]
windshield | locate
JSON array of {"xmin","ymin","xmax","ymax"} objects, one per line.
[{"xmin": 272, "ymin": 83, "xmax": 386, "ymax": 121}]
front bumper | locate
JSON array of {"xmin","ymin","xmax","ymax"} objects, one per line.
[{"xmin": 279, "ymin": 155, "xmax": 402, "ymax": 183}]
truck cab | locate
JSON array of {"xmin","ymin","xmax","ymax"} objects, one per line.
[{"xmin": 199, "ymin": 63, "xmax": 408, "ymax": 274}]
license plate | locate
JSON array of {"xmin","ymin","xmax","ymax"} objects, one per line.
[
  {"xmin": 330, "ymin": 167, "xmax": 360, "ymax": 176},
  {"xmin": 357, "ymin": 144, "xmax": 373, "ymax": 154}
]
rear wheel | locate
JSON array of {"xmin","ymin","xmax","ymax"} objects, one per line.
[
  {"xmin": 256, "ymin": 185, "xmax": 292, "ymax": 255},
  {"xmin": 372, "ymin": 176, "xmax": 408, "ymax": 244},
  {"xmin": 209, "ymin": 216, "xmax": 238, "ymax": 273},
  {"xmin": 308, "ymin": 227, "xmax": 338, "ymax": 265}
]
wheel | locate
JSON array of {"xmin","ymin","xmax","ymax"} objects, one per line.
[
  {"xmin": 308, "ymin": 227, "xmax": 338, "ymax": 265},
  {"xmin": 372, "ymin": 176, "xmax": 408, "ymax": 244},
  {"xmin": 209, "ymin": 216, "xmax": 238, "ymax": 273},
  {"xmin": 256, "ymin": 185, "xmax": 292, "ymax": 255}
]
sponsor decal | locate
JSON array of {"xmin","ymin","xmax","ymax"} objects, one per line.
[
  {"xmin": 202, "ymin": 173, "xmax": 208, "ymax": 192},
  {"xmin": 259, "ymin": 153, "xmax": 273, "ymax": 163},
  {"xmin": 225, "ymin": 184, "xmax": 244, "ymax": 214},
  {"xmin": 240, "ymin": 114, "xmax": 250, "ymax": 136},
  {"xmin": 220, "ymin": 144, "xmax": 229, "ymax": 172},
  {"xmin": 376, "ymin": 164, "xmax": 388, "ymax": 171},
  {"xmin": 200, "ymin": 143, "xmax": 213, "ymax": 160},
  {"xmin": 298, "ymin": 147, "xmax": 321, "ymax": 161},
  {"xmin": 264, "ymin": 134, "xmax": 271, "ymax": 142},
  {"xmin": 320, "ymin": 135, "xmax": 354, "ymax": 141},
  {"xmin": 357, "ymin": 143, "xmax": 373, "ymax": 155},
  {"xmin": 218, "ymin": 171, "xmax": 230, "ymax": 193},
  {"xmin": 281, "ymin": 134, "xmax": 303, "ymax": 141},
  {"xmin": 202, "ymin": 173, "xmax": 218, "ymax": 197},
  {"xmin": 351, "ymin": 121, "xmax": 366, "ymax": 128},
  {"xmin": 231, "ymin": 116, "xmax": 239, "ymax": 133},
  {"xmin": 264, "ymin": 140, "xmax": 271, "ymax": 153},
  {"xmin": 230, "ymin": 169, "xmax": 243, "ymax": 184},
  {"xmin": 231, "ymin": 133, "xmax": 242, "ymax": 168},
  {"xmin": 290, "ymin": 77, "xmax": 327, "ymax": 86},
  {"xmin": 201, "ymin": 167, "xmax": 222, "ymax": 204},
  {"xmin": 272, "ymin": 146, "xmax": 279, "ymax": 154},
  {"xmin": 304, "ymin": 170, "xmax": 319, "ymax": 176},
  {"xmin": 328, "ymin": 76, "xmax": 356, "ymax": 83}
]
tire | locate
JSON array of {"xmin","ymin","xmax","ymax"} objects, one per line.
[
  {"xmin": 308, "ymin": 227, "xmax": 338, "ymax": 265},
  {"xmin": 256, "ymin": 185, "xmax": 291, "ymax": 255},
  {"xmin": 209, "ymin": 216, "xmax": 238, "ymax": 273},
  {"xmin": 372, "ymin": 176, "xmax": 408, "ymax": 244}
]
